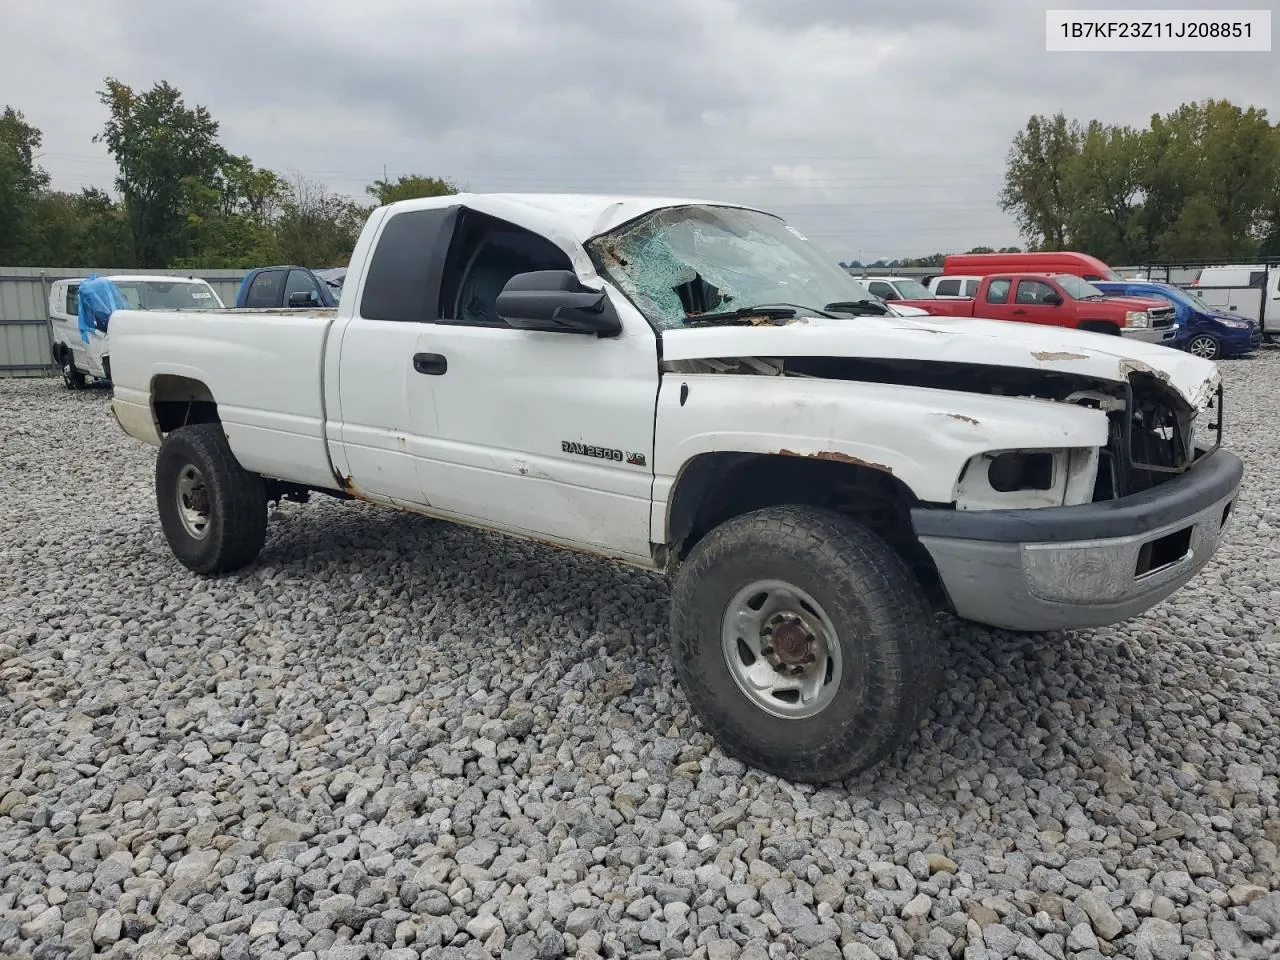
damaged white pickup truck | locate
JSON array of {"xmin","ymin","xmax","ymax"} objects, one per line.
[{"xmin": 107, "ymin": 194, "xmax": 1243, "ymax": 783}]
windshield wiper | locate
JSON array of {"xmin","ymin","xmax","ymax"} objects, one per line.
[
  {"xmin": 824, "ymin": 300, "xmax": 889, "ymax": 315},
  {"xmin": 684, "ymin": 305, "xmax": 801, "ymax": 327}
]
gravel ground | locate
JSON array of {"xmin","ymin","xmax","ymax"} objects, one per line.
[{"xmin": 1, "ymin": 354, "xmax": 1278, "ymax": 960}]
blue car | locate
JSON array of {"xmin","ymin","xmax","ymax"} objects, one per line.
[{"xmin": 1093, "ymin": 280, "xmax": 1261, "ymax": 360}]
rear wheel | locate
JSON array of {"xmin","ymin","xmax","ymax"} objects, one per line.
[
  {"xmin": 155, "ymin": 423, "xmax": 267, "ymax": 574},
  {"xmin": 1186, "ymin": 334, "xmax": 1221, "ymax": 360},
  {"xmin": 669, "ymin": 505, "xmax": 942, "ymax": 783}
]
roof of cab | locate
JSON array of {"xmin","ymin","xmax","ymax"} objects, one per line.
[{"xmin": 376, "ymin": 192, "xmax": 773, "ymax": 243}]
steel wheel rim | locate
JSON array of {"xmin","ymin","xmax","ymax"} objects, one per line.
[
  {"xmin": 720, "ymin": 579, "xmax": 843, "ymax": 720},
  {"xmin": 1188, "ymin": 336, "xmax": 1217, "ymax": 358},
  {"xmin": 176, "ymin": 465, "xmax": 211, "ymax": 540}
]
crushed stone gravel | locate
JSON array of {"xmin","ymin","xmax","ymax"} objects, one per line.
[{"xmin": 1, "ymin": 353, "xmax": 1278, "ymax": 960}]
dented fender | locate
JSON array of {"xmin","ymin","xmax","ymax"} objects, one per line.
[{"xmin": 651, "ymin": 373, "xmax": 1108, "ymax": 542}]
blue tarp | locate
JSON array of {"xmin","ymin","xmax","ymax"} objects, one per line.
[{"xmin": 76, "ymin": 274, "xmax": 129, "ymax": 344}]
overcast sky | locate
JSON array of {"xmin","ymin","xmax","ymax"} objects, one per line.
[{"xmin": 3, "ymin": 0, "xmax": 1277, "ymax": 260}]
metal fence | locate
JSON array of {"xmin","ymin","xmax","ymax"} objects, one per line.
[{"xmin": 0, "ymin": 267, "xmax": 247, "ymax": 377}]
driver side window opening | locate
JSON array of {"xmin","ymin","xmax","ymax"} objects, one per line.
[{"xmin": 438, "ymin": 211, "xmax": 574, "ymax": 327}]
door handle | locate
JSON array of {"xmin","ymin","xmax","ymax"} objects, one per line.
[
  {"xmin": 1011, "ymin": 308, "xmax": 1027, "ymax": 315},
  {"xmin": 413, "ymin": 353, "xmax": 447, "ymax": 375}
]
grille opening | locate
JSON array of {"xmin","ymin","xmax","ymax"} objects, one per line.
[{"xmin": 1135, "ymin": 527, "xmax": 1192, "ymax": 577}]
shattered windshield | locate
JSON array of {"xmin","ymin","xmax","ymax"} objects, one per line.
[
  {"xmin": 114, "ymin": 281, "xmax": 222, "ymax": 310},
  {"xmin": 585, "ymin": 205, "xmax": 880, "ymax": 329}
]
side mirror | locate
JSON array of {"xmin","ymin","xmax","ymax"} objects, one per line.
[
  {"xmin": 496, "ymin": 270, "xmax": 622, "ymax": 336},
  {"xmin": 1043, "ymin": 292, "xmax": 1064, "ymax": 306},
  {"xmin": 288, "ymin": 291, "xmax": 316, "ymax": 308}
]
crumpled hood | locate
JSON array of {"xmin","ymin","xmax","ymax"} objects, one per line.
[{"xmin": 659, "ymin": 313, "xmax": 1221, "ymax": 409}]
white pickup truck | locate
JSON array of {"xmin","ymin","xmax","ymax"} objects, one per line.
[{"xmin": 107, "ymin": 193, "xmax": 1243, "ymax": 783}]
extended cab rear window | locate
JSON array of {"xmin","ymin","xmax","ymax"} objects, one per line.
[{"xmin": 360, "ymin": 208, "xmax": 458, "ymax": 323}]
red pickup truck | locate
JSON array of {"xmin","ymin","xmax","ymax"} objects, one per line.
[{"xmin": 897, "ymin": 273, "xmax": 1177, "ymax": 343}]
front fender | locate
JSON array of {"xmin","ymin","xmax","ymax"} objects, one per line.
[{"xmin": 651, "ymin": 373, "xmax": 1108, "ymax": 541}]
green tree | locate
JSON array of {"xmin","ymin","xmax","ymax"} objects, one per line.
[
  {"xmin": 94, "ymin": 78, "xmax": 229, "ymax": 267},
  {"xmin": 1062, "ymin": 121, "xmax": 1144, "ymax": 262},
  {"xmin": 999, "ymin": 113, "xmax": 1082, "ymax": 251},
  {"xmin": 173, "ymin": 155, "xmax": 285, "ymax": 267},
  {"xmin": 899, "ymin": 253, "xmax": 946, "ymax": 267},
  {"xmin": 0, "ymin": 106, "xmax": 50, "ymax": 264},
  {"xmin": 275, "ymin": 173, "xmax": 366, "ymax": 266},
  {"xmin": 1156, "ymin": 194, "xmax": 1231, "ymax": 260},
  {"xmin": 1135, "ymin": 100, "xmax": 1273, "ymax": 259},
  {"xmin": 26, "ymin": 188, "xmax": 134, "ymax": 266},
  {"xmin": 366, "ymin": 173, "xmax": 460, "ymax": 205}
]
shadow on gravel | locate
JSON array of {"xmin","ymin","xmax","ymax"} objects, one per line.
[{"xmin": 250, "ymin": 499, "xmax": 1158, "ymax": 799}]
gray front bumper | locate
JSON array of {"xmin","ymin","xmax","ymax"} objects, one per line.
[
  {"xmin": 911, "ymin": 450, "xmax": 1243, "ymax": 632},
  {"xmin": 1121, "ymin": 324, "xmax": 1177, "ymax": 344}
]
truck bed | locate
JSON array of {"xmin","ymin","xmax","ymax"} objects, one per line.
[{"xmin": 107, "ymin": 308, "xmax": 342, "ymax": 490}]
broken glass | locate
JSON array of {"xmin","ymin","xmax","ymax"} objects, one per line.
[{"xmin": 588, "ymin": 205, "xmax": 880, "ymax": 329}]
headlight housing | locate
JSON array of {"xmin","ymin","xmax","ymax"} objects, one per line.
[
  {"xmin": 954, "ymin": 447, "xmax": 1101, "ymax": 510},
  {"xmin": 1124, "ymin": 310, "xmax": 1150, "ymax": 328},
  {"xmin": 1217, "ymin": 318, "xmax": 1251, "ymax": 329}
]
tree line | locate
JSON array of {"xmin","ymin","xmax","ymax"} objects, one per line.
[
  {"xmin": 0, "ymin": 79, "xmax": 460, "ymax": 269},
  {"xmin": 6, "ymin": 84, "xmax": 1276, "ymax": 272},
  {"xmin": 999, "ymin": 98, "xmax": 1280, "ymax": 264}
]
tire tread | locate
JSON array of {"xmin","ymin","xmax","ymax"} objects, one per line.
[
  {"xmin": 155, "ymin": 423, "xmax": 267, "ymax": 575},
  {"xmin": 670, "ymin": 504, "xmax": 942, "ymax": 783}
]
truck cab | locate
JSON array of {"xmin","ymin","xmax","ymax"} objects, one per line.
[{"xmin": 235, "ymin": 265, "xmax": 343, "ymax": 309}]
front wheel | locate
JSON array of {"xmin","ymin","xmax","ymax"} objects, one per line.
[
  {"xmin": 669, "ymin": 505, "xmax": 942, "ymax": 783},
  {"xmin": 155, "ymin": 423, "xmax": 268, "ymax": 575},
  {"xmin": 60, "ymin": 354, "xmax": 86, "ymax": 390},
  {"xmin": 1186, "ymin": 334, "xmax": 1221, "ymax": 360}
]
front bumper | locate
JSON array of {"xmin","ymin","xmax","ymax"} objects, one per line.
[
  {"xmin": 1230, "ymin": 325, "xmax": 1264, "ymax": 354},
  {"xmin": 911, "ymin": 449, "xmax": 1243, "ymax": 632},
  {"xmin": 1120, "ymin": 324, "xmax": 1178, "ymax": 344}
]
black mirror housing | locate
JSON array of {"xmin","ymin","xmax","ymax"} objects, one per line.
[
  {"xmin": 288, "ymin": 291, "xmax": 316, "ymax": 308},
  {"xmin": 495, "ymin": 270, "xmax": 622, "ymax": 336},
  {"xmin": 1044, "ymin": 292, "xmax": 1064, "ymax": 305}
]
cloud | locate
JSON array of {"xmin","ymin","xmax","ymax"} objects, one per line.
[{"xmin": 2, "ymin": 0, "xmax": 1277, "ymax": 259}]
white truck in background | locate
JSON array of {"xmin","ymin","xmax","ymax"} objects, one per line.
[
  {"xmin": 106, "ymin": 193, "xmax": 1242, "ymax": 783},
  {"xmin": 1191, "ymin": 264, "xmax": 1280, "ymax": 342},
  {"xmin": 48, "ymin": 274, "xmax": 225, "ymax": 387}
]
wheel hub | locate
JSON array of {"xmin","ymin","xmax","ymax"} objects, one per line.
[
  {"xmin": 176, "ymin": 464, "xmax": 212, "ymax": 539},
  {"xmin": 763, "ymin": 613, "xmax": 817, "ymax": 674},
  {"xmin": 720, "ymin": 579, "xmax": 843, "ymax": 720}
]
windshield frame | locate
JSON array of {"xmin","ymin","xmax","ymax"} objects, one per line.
[{"xmin": 584, "ymin": 203, "xmax": 881, "ymax": 331}]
